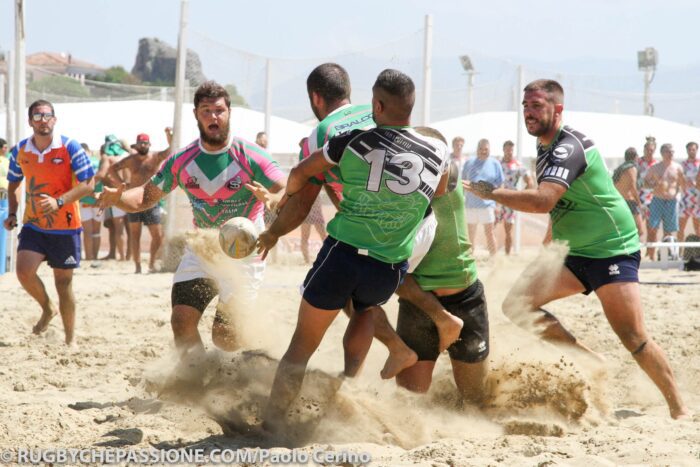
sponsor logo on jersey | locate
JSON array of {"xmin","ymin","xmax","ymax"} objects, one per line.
[
  {"xmin": 553, "ymin": 144, "xmax": 574, "ymax": 160},
  {"xmin": 334, "ymin": 114, "xmax": 373, "ymax": 133},
  {"xmin": 64, "ymin": 255, "xmax": 77, "ymax": 265},
  {"xmin": 608, "ymin": 264, "xmax": 620, "ymax": 276},
  {"xmin": 51, "ymin": 157, "xmax": 64, "ymax": 165},
  {"xmin": 226, "ymin": 176, "xmax": 243, "ymax": 190},
  {"xmin": 543, "ymin": 166, "xmax": 570, "ymax": 180},
  {"xmin": 185, "ymin": 176, "xmax": 200, "ymax": 189}
]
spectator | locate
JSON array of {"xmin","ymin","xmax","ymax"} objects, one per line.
[
  {"xmin": 613, "ymin": 147, "xmax": 645, "ymax": 238},
  {"xmin": 679, "ymin": 141, "xmax": 699, "ymax": 240},
  {"xmin": 497, "ymin": 140, "xmax": 534, "ymax": 254},
  {"xmin": 255, "ymin": 131, "xmax": 268, "ymax": 149},
  {"xmin": 450, "ymin": 136, "xmax": 466, "ymax": 175}
]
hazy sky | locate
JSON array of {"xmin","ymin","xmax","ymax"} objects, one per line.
[{"xmin": 1, "ymin": 0, "xmax": 699, "ymax": 72}]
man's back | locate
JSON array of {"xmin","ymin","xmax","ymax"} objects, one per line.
[{"xmin": 323, "ymin": 127, "xmax": 447, "ymax": 263}]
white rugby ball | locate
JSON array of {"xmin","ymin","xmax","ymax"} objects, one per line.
[{"xmin": 218, "ymin": 217, "xmax": 258, "ymax": 259}]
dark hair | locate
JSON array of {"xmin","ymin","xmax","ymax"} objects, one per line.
[
  {"xmin": 193, "ymin": 81, "xmax": 230, "ymax": 108},
  {"xmin": 503, "ymin": 140, "xmax": 515, "ymax": 149},
  {"xmin": 624, "ymin": 147, "xmax": 638, "ymax": 162},
  {"xmin": 307, "ymin": 63, "xmax": 351, "ymax": 104},
  {"xmin": 523, "ymin": 79, "xmax": 564, "ymax": 104},
  {"xmin": 28, "ymin": 99, "xmax": 55, "ymax": 119},
  {"xmin": 0, "ymin": 138, "xmax": 7, "ymax": 147},
  {"xmin": 644, "ymin": 136, "xmax": 656, "ymax": 150},
  {"xmin": 373, "ymin": 69, "xmax": 415, "ymax": 119},
  {"xmin": 81, "ymin": 142, "xmax": 90, "ymax": 152},
  {"xmin": 686, "ymin": 141, "xmax": 698, "ymax": 150},
  {"xmin": 452, "ymin": 136, "xmax": 464, "ymax": 144},
  {"xmin": 256, "ymin": 131, "xmax": 266, "ymax": 139},
  {"xmin": 660, "ymin": 143, "xmax": 673, "ymax": 154},
  {"xmin": 414, "ymin": 126, "xmax": 447, "ymax": 145}
]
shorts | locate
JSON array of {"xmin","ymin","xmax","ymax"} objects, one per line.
[
  {"xmin": 648, "ymin": 197, "xmax": 679, "ymax": 232},
  {"xmin": 565, "ymin": 250, "xmax": 640, "ymax": 295},
  {"xmin": 679, "ymin": 188, "xmax": 700, "ymax": 219},
  {"xmin": 172, "ymin": 278, "xmax": 219, "ymax": 313},
  {"xmin": 18, "ymin": 225, "xmax": 81, "ymax": 269},
  {"xmin": 103, "ymin": 206, "xmax": 126, "ymax": 220},
  {"xmin": 625, "ymin": 200, "xmax": 640, "ymax": 216},
  {"xmin": 80, "ymin": 204, "xmax": 104, "ymax": 222},
  {"xmin": 496, "ymin": 205, "xmax": 516, "ymax": 224},
  {"xmin": 396, "ymin": 279, "xmax": 489, "ymax": 363},
  {"xmin": 302, "ymin": 237, "xmax": 408, "ymax": 312},
  {"xmin": 407, "ymin": 211, "xmax": 437, "ymax": 273},
  {"xmin": 173, "ymin": 245, "xmax": 264, "ymax": 307},
  {"xmin": 127, "ymin": 205, "xmax": 162, "ymax": 225},
  {"xmin": 466, "ymin": 207, "xmax": 495, "ymax": 225}
]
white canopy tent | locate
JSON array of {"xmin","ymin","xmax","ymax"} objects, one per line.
[
  {"xmin": 433, "ymin": 111, "xmax": 700, "ymax": 163},
  {"xmin": 0, "ymin": 100, "xmax": 312, "ymax": 155}
]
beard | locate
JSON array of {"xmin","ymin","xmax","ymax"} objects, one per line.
[
  {"xmin": 198, "ymin": 119, "xmax": 230, "ymax": 147},
  {"xmin": 136, "ymin": 147, "xmax": 149, "ymax": 155},
  {"xmin": 34, "ymin": 125, "xmax": 52, "ymax": 136},
  {"xmin": 525, "ymin": 116, "xmax": 551, "ymax": 137}
]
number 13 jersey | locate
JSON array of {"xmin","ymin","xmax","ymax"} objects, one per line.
[{"xmin": 322, "ymin": 126, "xmax": 448, "ymax": 263}]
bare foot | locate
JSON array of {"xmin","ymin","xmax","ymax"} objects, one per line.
[
  {"xmin": 380, "ymin": 347, "xmax": 418, "ymax": 379},
  {"xmin": 32, "ymin": 306, "xmax": 58, "ymax": 335},
  {"xmin": 671, "ymin": 407, "xmax": 692, "ymax": 420},
  {"xmin": 434, "ymin": 312, "xmax": 464, "ymax": 352},
  {"xmin": 148, "ymin": 265, "xmax": 158, "ymax": 273},
  {"xmin": 134, "ymin": 263, "xmax": 142, "ymax": 274}
]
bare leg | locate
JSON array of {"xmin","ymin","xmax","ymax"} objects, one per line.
[
  {"xmin": 646, "ymin": 225, "xmax": 658, "ymax": 260},
  {"xmin": 103, "ymin": 217, "xmax": 116, "ymax": 259},
  {"xmin": 15, "ymin": 250, "xmax": 58, "ymax": 334},
  {"xmin": 343, "ymin": 309, "xmax": 374, "ymax": 377},
  {"xmin": 211, "ymin": 302, "xmax": 239, "ymax": 352},
  {"xmin": 595, "ymin": 282, "xmax": 689, "ymax": 419},
  {"xmin": 300, "ymin": 224, "xmax": 311, "ymax": 264},
  {"xmin": 368, "ymin": 305, "xmax": 418, "ymax": 380},
  {"xmin": 263, "ymin": 299, "xmax": 340, "ymax": 431},
  {"xmin": 484, "ymin": 223, "xmax": 497, "ymax": 256},
  {"xmin": 114, "ymin": 216, "xmax": 126, "ymax": 261},
  {"xmin": 147, "ymin": 224, "xmax": 163, "ymax": 272},
  {"xmin": 504, "ymin": 222, "xmax": 513, "ymax": 255},
  {"xmin": 678, "ymin": 216, "xmax": 688, "ymax": 242},
  {"xmin": 634, "ymin": 213, "xmax": 646, "ymax": 241},
  {"xmin": 82, "ymin": 219, "xmax": 95, "ymax": 260},
  {"xmin": 693, "ymin": 217, "xmax": 700, "ymax": 236},
  {"xmin": 452, "ymin": 359, "xmax": 488, "ymax": 405},
  {"xmin": 171, "ymin": 304, "xmax": 205, "ymax": 355},
  {"xmin": 313, "ymin": 222, "xmax": 327, "ymax": 241},
  {"xmin": 397, "ymin": 275, "xmax": 463, "ymax": 353},
  {"xmin": 53, "ymin": 268, "xmax": 76, "ymax": 345},
  {"xmin": 396, "ymin": 361, "xmax": 435, "ymax": 393},
  {"xmin": 129, "ymin": 221, "xmax": 142, "ymax": 273}
]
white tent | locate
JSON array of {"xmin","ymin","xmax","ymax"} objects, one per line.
[
  {"xmin": 1, "ymin": 100, "xmax": 312, "ymax": 155},
  {"xmin": 433, "ymin": 111, "xmax": 700, "ymax": 163}
]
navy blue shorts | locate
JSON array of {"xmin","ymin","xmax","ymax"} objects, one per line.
[
  {"xmin": 302, "ymin": 237, "xmax": 408, "ymax": 312},
  {"xmin": 18, "ymin": 225, "xmax": 81, "ymax": 269},
  {"xmin": 565, "ymin": 250, "xmax": 640, "ymax": 295}
]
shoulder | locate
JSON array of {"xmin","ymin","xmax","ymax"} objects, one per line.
[{"xmin": 555, "ymin": 126, "xmax": 593, "ymax": 158}]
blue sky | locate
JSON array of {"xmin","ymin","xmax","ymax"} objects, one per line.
[{"xmin": 2, "ymin": 0, "xmax": 700, "ymax": 123}]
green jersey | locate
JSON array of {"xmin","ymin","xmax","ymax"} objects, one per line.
[
  {"xmin": 304, "ymin": 104, "xmax": 374, "ymax": 198},
  {"xmin": 79, "ymin": 154, "xmax": 102, "ymax": 205},
  {"xmin": 323, "ymin": 127, "xmax": 448, "ymax": 263},
  {"xmin": 412, "ymin": 169, "xmax": 478, "ymax": 290},
  {"xmin": 536, "ymin": 125, "xmax": 640, "ymax": 258}
]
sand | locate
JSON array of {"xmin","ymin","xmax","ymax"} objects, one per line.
[{"xmin": 0, "ymin": 237, "xmax": 698, "ymax": 466}]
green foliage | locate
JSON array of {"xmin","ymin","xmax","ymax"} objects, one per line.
[
  {"xmin": 28, "ymin": 75, "xmax": 90, "ymax": 97},
  {"xmin": 225, "ymin": 84, "xmax": 248, "ymax": 107},
  {"xmin": 90, "ymin": 66, "xmax": 141, "ymax": 85}
]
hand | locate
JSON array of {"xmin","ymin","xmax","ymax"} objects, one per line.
[
  {"xmin": 257, "ymin": 230, "xmax": 279, "ymax": 260},
  {"xmin": 462, "ymin": 180, "xmax": 495, "ymax": 199},
  {"xmin": 38, "ymin": 194, "xmax": 59, "ymax": 214},
  {"xmin": 96, "ymin": 183, "xmax": 126, "ymax": 214},
  {"xmin": 165, "ymin": 127, "xmax": 173, "ymax": 144},
  {"xmin": 245, "ymin": 181, "xmax": 274, "ymax": 211},
  {"xmin": 3, "ymin": 214, "xmax": 17, "ymax": 231}
]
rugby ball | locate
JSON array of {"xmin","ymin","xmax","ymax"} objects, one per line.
[{"xmin": 218, "ymin": 217, "xmax": 258, "ymax": 259}]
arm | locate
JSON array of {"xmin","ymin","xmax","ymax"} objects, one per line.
[
  {"xmin": 97, "ymin": 181, "xmax": 165, "ymax": 213},
  {"xmin": 38, "ymin": 177, "xmax": 96, "ymax": 214},
  {"xmin": 523, "ymin": 171, "xmax": 535, "ymax": 189},
  {"xmin": 105, "ymin": 155, "xmax": 132, "ymax": 187},
  {"xmin": 625, "ymin": 167, "xmax": 642, "ymax": 204},
  {"xmin": 155, "ymin": 127, "xmax": 174, "ymax": 163},
  {"xmin": 463, "ymin": 179, "xmax": 566, "ymax": 214},
  {"xmin": 433, "ymin": 170, "xmax": 449, "ymax": 198},
  {"xmin": 2, "ymin": 180, "xmax": 21, "ymax": 230}
]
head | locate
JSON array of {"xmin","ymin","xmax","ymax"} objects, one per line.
[
  {"xmin": 0, "ymin": 138, "xmax": 7, "ymax": 157},
  {"xmin": 643, "ymin": 136, "xmax": 656, "ymax": 158},
  {"xmin": 255, "ymin": 131, "xmax": 268, "ymax": 149},
  {"xmin": 133, "ymin": 133, "xmax": 151, "ymax": 155},
  {"xmin": 624, "ymin": 147, "xmax": 638, "ymax": 163},
  {"xmin": 28, "ymin": 99, "xmax": 56, "ymax": 138},
  {"xmin": 306, "ymin": 63, "xmax": 351, "ymax": 121},
  {"xmin": 686, "ymin": 141, "xmax": 698, "ymax": 160},
  {"xmin": 503, "ymin": 140, "xmax": 515, "ymax": 160},
  {"xmin": 451, "ymin": 136, "xmax": 464, "ymax": 155},
  {"xmin": 660, "ymin": 143, "xmax": 674, "ymax": 162},
  {"xmin": 298, "ymin": 137, "xmax": 308, "ymax": 149},
  {"xmin": 371, "ymin": 69, "xmax": 415, "ymax": 126},
  {"xmin": 522, "ymin": 80, "xmax": 564, "ymax": 140},
  {"xmin": 476, "ymin": 138, "xmax": 490, "ymax": 159},
  {"xmin": 193, "ymin": 81, "xmax": 231, "ymax": 147}
]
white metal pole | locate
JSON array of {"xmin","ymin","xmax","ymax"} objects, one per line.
[
  {"xmin": 166, "ymin": 0, "xmax": 188, "ymax": 246},
  {"xmin": 10, "ymin": 0, "xmax": 26, "ymax": 273},
  {"xmin": 467, "ymin": 72, "xmax": 474, "ymax": 114},
  {"xmin": 4, "ymin": 50, "xmax": 14, "ymax": 144},
  {"xmin": 264, "ymin": 58, "xmax": 272, "ymax": 148},
  {"xmin": 514, "ymin": 65, "xmax": 525, "ymax": 254},
  {"xmin": 643, "ymin": 69, "xmax": 651, "ymax": 116},
  {"xmin": 422, "ymin": 14, "xmax": 432, "ymax": 126}
]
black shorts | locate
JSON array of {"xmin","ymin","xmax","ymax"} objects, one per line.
[
  {"xmin": 18, "ymin": 226, "xmax": 81, "ymax": 269},
  {"xmin": 127, "ymin": 205, "xmax": 162, "ymax": 225},
  {"xmin": 302, "ymin": 237, "xmax": 408, "ymax": 312},
  {"xmin": 565, "ymin": 251, "xmax": 640, "ymax": 295},
  {"xmin": 171, "ymin": 278, "xmax": 218, "ymax": 313},
  {"xmin": 626, "ymin": 200, "xmax": 640, "ymax": 216},
  {"xmin": 396, "ymin": 279, "xmax": 489, "ymax": 363}
]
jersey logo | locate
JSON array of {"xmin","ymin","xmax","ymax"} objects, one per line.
[
  {"xmin": 185, "ymin": 176, "xmax": 200, "ymax": 189},
  {"xmin": 608, "ymin": 264, "xmax": 620, "ymax": 276},
  {"xmin": 51, "ymin": 157, "xmax": 64, "ymax": 165},
  {"xmin": 227, "ymin": 176, "xmax": 243, "ymax": 190},
  {"xmin": 64, "ymin": 255, "xmax": 77, "ymax": 265},
  {"xmin": 553, "ymin": 144, "xmax": 574, "ymax": 160}
]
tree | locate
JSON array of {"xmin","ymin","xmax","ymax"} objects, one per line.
[{"xmin": 89, "ymin": 66, "xmax": 141, "ymax": 85}]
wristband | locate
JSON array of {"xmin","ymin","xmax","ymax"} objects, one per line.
[{"xmin": 8, "ymin": 213, "xmax": 16, "ymax": 217}]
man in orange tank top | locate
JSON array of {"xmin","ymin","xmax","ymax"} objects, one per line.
[{"xmin": 3, "ymin": 100, "xmax": 95, "ymax": 345}]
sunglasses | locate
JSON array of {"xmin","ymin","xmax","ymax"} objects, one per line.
[{"xmin": 31, "ymin": 113, "xmax": 54, "ymax": 122}]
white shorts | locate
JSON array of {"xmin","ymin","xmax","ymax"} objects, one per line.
[
  {"xmin": 103, "ymin": 206, "xmax": 126, "ymax": 219},
  {"xmin": 466, "ymin": 207, "xmax": 496, "ymax": 225},
  {"xmin": 80, "ymin": 205, "xmax": 104, "ymax": 222},
  {"xmin": 408, "ymin": 211, "xmax": 437, "ymax": 273}
]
